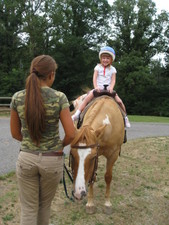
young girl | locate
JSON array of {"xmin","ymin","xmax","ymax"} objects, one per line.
[{"xmin": 72, "ymin": 46, "xmax": 131, "ymax": 128}]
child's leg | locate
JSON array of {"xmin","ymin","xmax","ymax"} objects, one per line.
[
  {"xmin": 72, "ymin": 91, "xmax": 94, "ymax": 121},
  {"xmin": 114, "ymin": 95, "xmax": 126, "ymax": 114},
  {"xmin": 78, "ymin": 91, "xmax": 94, "ymax": 112},
  {"xmin": 114, "ymin": 95, "xmax": 131, "ymax": 128}
]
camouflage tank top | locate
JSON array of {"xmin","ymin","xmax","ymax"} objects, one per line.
[{"xmin": 10, "ymin": 87, "xmax": 69, "ymax": 152}]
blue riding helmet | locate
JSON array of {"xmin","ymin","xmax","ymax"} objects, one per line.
[{"xmin": 99, "ymin": 46, "xmax": 116, "ymax": 61}]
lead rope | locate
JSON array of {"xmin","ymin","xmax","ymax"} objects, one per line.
[
  {"xmin": 63, "ymin": 163, "xmax": 74, "ymax": 202},
  {"xmin": 88, "ymin": 152, "xmax": 99, "ymax": 185}
]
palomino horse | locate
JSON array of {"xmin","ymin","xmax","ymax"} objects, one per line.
[{"xmin": 70, "ymin": 95, "xmax": 125, "ymax": 214}]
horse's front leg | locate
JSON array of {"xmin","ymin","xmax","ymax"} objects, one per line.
[
  {"xmin": 104, "ymin": 152, "xmax": 119, "ymax": 214},
  {"xmin": 104, "ymin": 165, "xmax": 113, "ymax": 213},
  {"xmin": 86, "ymin": 183, "xmax": 96, "ymax": 214}
]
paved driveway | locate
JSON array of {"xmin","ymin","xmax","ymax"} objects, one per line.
[{"xmin": 0, "ymin": 117, "xmax": 168, "ymax": 175}]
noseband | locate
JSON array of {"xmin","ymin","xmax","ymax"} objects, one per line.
[
  {"xmin": 71, "ymin": 143, "xmax": 99, "ymax": 149},
  {"xmin": 70, "ymin": 143, "xmax": 99, "ymax": 185}
]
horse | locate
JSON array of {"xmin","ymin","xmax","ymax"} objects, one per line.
[{"xmin": 70, "ymin": 95, "xmax": 125, "ymax": 214}]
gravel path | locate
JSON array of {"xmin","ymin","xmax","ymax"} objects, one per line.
[{"xmin": 0, "ymin": 117, "xmax": 168, "ymax": 175}]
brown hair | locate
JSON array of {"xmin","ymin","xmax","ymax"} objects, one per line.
[{"xmin": 25, "ymin": 55, "xmax": 57, "ymax": 146}]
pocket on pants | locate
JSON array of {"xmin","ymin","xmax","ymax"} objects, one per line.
[
  {"xmin": 16, "ymin": 161, "xmax": 36, "ymax": 178},
  {"xmin": 43, "ymin": 157, "xmax": 63, "ymax": 182}
]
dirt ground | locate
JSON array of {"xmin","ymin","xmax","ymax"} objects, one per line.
[{"xmin": 0, "ymin": 137, "xmax": 169, "ymax": 225}]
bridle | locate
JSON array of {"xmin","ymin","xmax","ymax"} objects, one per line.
[
  {"xmin": 71, "ymin": 143, "xmax": 99, "ymax": 149},
  {"xmin": 63, "ymin": 144, "xmax": 99, "ymax": 201},
  {"xmin": 70, "ymin": 143, "xmax": 100, "ymax": 185},
  {"xmin": 63, "ymin": 142, "xmax": 100, "ymax": 201}
]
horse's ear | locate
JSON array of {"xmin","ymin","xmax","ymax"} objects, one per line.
[{"xmin": 95, "ymin": 125, "xmax": 106, "ymax": 139}]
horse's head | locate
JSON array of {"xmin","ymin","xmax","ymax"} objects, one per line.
[{"xmin": 70, "ymin": 125, "xmax": 105, "ymax": 200}]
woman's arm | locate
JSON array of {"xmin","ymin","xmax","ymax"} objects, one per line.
[
  {"xmin": 10, "ymin": 109, "xmax": 22, "ymax": 141},
  {"xmin": 60, "ymin": 107, "xmax": 76, "ymax": 147}
]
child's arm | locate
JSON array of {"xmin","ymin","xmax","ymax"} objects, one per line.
[
  {"xmin": 108, "ymin": 73, "xmax": 116, "ymax": 93},
  {"xmin": 93, "ymin": 70, "xmax": 100, "ymax": 91}
]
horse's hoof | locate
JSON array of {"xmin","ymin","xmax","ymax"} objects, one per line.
[
  {"xmin": 103, "ymin": 205, "xmax": 113, "ymax": 214},
  {"xmin": 86, "ymin": 205, "xmax": 96, "ymax": 214}
]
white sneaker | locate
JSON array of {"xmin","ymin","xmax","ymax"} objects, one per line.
[
  {"xmin": 72, "ymin": 109, "xmax": 81, "ymax": 121},
  {"xmin": 125, "ymin": 116, "xmax": 131, "ymax": 128},
  {"xmin": 72, "ymin": 114, "xmax": 79, "ymax": 121}
]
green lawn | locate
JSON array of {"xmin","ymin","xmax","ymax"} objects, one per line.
[
  {"xmin": 128, "ymin": 115, "xmax": 169, "ymax": 123},
  {"xmin": 0, "ymin": 110, "xmax": 169, "ymax": 123}
]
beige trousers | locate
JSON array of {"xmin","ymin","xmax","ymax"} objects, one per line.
[{"xmin": 16, "ymin": 151, "xmax": 64, "ymax": 225}]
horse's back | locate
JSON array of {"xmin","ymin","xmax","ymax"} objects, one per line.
[{"xmin": 83, "ymin": 96, "xmax": 124, "ymax": 152}]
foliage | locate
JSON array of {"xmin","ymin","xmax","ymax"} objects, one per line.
[
  {"xmin": 0, "ymin": 0, "xmax": 168, "ymax": 116},
  {"xmin": 108, "ymin": 0, "xmax": 169, "ymax": 115}
]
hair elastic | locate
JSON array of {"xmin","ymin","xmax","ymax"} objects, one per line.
[{"xmin": 32, "ymin": 68, "xmax": 39, "ymax": 76}]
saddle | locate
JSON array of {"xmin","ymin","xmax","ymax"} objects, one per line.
[
  {"xmin": 77, "ymin": 90, "xmax": 116, "ymax": 129},
  {"xmin": 93, "ymin": 89, "xmax": 116, "ymax": 98}
]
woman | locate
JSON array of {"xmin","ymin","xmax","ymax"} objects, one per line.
[{"xmin": 10, "ymin": 55, "xmax": 75, "ymax": 225}]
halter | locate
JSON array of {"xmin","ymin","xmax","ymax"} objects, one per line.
[
  {"xmin": 71, "ymin": 143, "xmax": 99, "ymax": 149},
  {"xmin": 70, "ymin": 143, "xmax": 100, "ymax": 185}
]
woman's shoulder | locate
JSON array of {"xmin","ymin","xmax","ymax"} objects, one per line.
[
  {"xmin": 11, "ymin": 90, "xmax": 25, "ymax": 108},
  {"xmin": 45, "ymin": 87, "xmax": 66, "ymax": 98},
  {"xmin": 12, "ymin": 89, "xmax": 26, "ymax": 100},
  {"xmin": 42, "ymin": 87, "xmax": 68, "ymax": 104},
  {"xmin": 49, "ymin": 88, "xmax": 69, "ymax": 107}
]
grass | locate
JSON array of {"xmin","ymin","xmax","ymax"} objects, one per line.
[
  {"xmin": 0, "ymin": 107, "xmax": 10, "ymax": 117},
  {"xmin": 0, "ymin": 172, "xmax": 15, "ymax": 181},
  {"xmin": 128, "ymin": 115, "xmax": 169, "ymax": 123},
  {"xmin": 0, "ymin": 137, "xmax": 169, "ymax": 225},
  {"xmin": 0, "ymin": 109, "xmax": 169, "ymax": 123},
  {"xmin": 0, "ymin": 112, "xmax": 10, "ymax": 117}
]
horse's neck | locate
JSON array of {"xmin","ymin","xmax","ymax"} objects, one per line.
[{"xmin": 83, "ymin": 98, "xmax": 105, "ymax": 127}]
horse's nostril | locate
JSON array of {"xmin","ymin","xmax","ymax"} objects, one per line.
[{"xmin": 81, "ymin": 190, "xmax": 86, "ymax": 197}]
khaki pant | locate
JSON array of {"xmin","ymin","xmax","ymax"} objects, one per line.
[{"xmin": 16, "ymin": 151, "xmax": 63, "ymax": 225}]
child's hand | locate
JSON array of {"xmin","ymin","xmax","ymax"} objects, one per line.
[
  {"xmin": 95, "ymin": 87, "xmax": 101, "ymax": 92},
  {"xmin": 108, "ymin": 87, "xmax": 113, "ymax": 93}
]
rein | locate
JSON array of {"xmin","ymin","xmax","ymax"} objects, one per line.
[
  {"xmin": 88, "ymin": 151, "xmax": 98, "ymax": 185},
  {"xmin": 63, "ymin": 163, "xmax": 74, "ymax": 202}
]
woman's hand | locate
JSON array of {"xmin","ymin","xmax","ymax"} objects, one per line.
[{"xmin": 60, "ymin": 108, "xmax": 76, "ymax": 147}]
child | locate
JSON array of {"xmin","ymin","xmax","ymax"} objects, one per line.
[{"xmin": 72, "ymin": 46, "xmax": 131, "ymax": 128}]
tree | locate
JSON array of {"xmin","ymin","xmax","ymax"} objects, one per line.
[
  {"xmin": 108, "ymin": 0, "xmax": 169, "ymax": 115},
  {"xmin": 47, "ymin": 0, "xmax": 111, "ymax": 98},
  {"xmin": 0, "ymin": 0, "xmax": 112, "ymax": 99},
  {"xmin": 0, "ymin": 0, "xmax": 26, "ymax": 96}
]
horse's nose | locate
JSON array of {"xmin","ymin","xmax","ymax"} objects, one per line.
[{"xmin": 81, "ymin": 190, "xmax": 86, "ymax": 198}]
